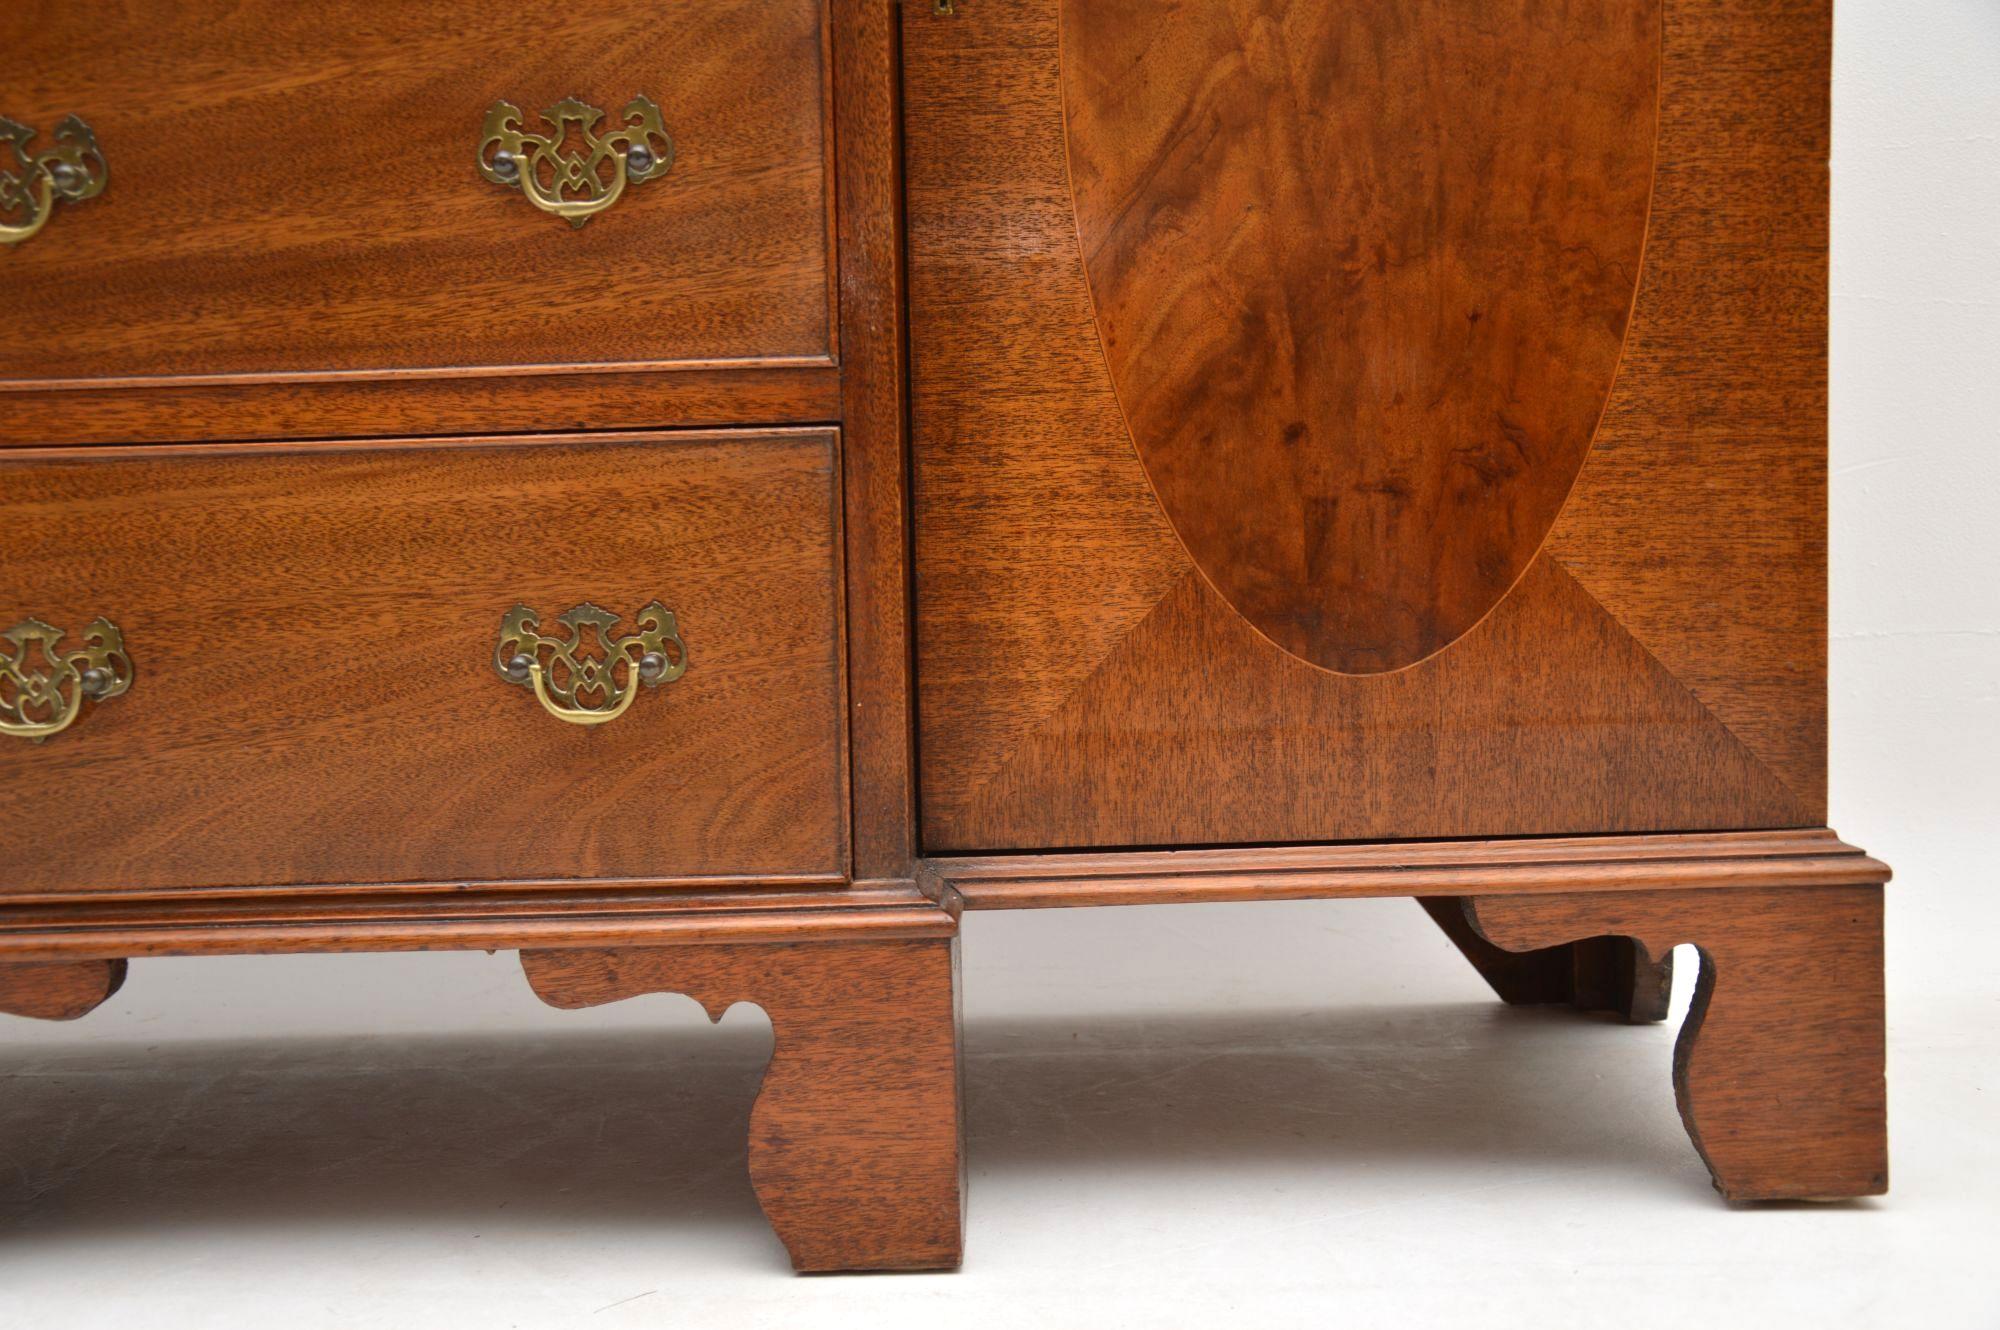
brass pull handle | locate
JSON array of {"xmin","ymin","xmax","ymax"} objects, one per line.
[
  {"xmin": 1, "ymin": 618, "xmax": 132, "ymax": 742},
  {"xmin": 478, "ymin": 96, "xmax": 674, "ymax": 229},
  {"xmin": 0, "ymin": 115, "xmax": 107, "ymax": 248},
  {"xmin": 495, "ymin": 602, "xmax": 687, "ymax": 727}
]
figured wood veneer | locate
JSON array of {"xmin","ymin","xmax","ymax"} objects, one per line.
[
  {"xmin": 904, "ymin": 0, "xmax": 1831, "ymax": 853},
  {"xmin": 1062, "ymin": 0, "xmax": 1660, "ymax": 673}
]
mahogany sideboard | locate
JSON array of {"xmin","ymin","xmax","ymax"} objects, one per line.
[{"xmin": 0, "ymin": 0, "xmax": 1888, "ymax": 1272}]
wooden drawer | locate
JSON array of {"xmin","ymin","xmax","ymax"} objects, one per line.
[
  {"xmin": 0, "ymin": 431, "xmax": 847, "ymax": 895},
  {"xmin": 0, "ymin": 0, "xmax": 834, "ymax": 443}
]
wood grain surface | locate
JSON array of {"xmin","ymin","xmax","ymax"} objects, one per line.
[
  {"xmin": 904, "ymin": 0, "xmax": 1831, "ymax": 853},
  {"xmin": 930, "ymin": 828, "xmax": 1888, "ymax": 910},
  {"xmin": 1466, "ymin": 885, "xmax": 1887, "ymax": 1201},
  {"xmin": 0, "ymin": 882, "xmax": 955, "ymax": 962},
  {"xmin": 0, "ymin": 0, "xmax": 834, "ymax": 442},
  {"xmin": 0, "ymin": 431, "xmax": 848, "ymax": 893},
  {"xmin": 0, "ymin": 364, "xmax": 842, "ymax": 451},
  {"xmin": 1061, "ymin": 0, "xmax": 1660, "ymax": 672},
  {"xmin": 0, "ymin": 958, "xmax": 126, "ymax": 1019},
  {"xmin": 524, "ymin": 936, "xmax": 964, "ymax": 1272},
  {"xmin": 831, "ymin": 0, "xmax": 919, "ymax": 882}
]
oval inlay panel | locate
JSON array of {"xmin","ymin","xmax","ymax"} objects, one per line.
[{"xmin": 1061, "ymin": 0, "xmax": 1662, "ymax": 673}]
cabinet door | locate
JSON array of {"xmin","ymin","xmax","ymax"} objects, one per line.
[{"xmin": 905, "ymin": 0, "xmax": 1827, "ymax": 853}]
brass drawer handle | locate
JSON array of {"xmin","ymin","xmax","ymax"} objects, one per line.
[
  {"xmin": 478, "ymin": 95, "xmax": 674, "ymax": 229},
  {"xmin": 495, "ymin": 602, "xmax": 687, "ymax": 727},
  {"xmin": 1, "ymin": 617, "xmax": 132, "ymax": 742},
  {"xmin": 0, "ymin": 115, "xmax": 108, "ymax": 248}
]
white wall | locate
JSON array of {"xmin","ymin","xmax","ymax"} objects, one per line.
[{"xmin": 1828, "ymin": 0, "xmax": 1999, "ymax": 929}]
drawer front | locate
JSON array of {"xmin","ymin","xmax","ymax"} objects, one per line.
[
  {"xmin": 0, "ymin": 1, "xmax": 831, "ymax": 390},
  {"xmin": 0, "ymin": 432, "xmax": 847, "ymax": 894}
]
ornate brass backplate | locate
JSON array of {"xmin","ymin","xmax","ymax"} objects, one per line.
[
  {"xmin": 0, "ymin": 618, "xmax": 132, "ymax": 742},
  {"xmin": 477, "ymin": 95, "xmax": 674, "ymax": 228},
  {"xmin": 495, "ymin": 602, "xmax": 687, "ymax": 726},
  {"xmin": 0, "ymin": 115, "xmax": 108, "ymax": 247}
]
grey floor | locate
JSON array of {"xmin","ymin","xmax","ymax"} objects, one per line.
[{"xmin": 1, "ymin": 824, "xmax": 1992, "ymax": 1328}]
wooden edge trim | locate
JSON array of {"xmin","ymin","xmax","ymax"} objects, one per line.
[
  {"xmin": 0, "ymin": 872, "xmax": 853, "ymax": 910},
  {"xmin": 0, "ymin": 425, "xmax": 843, "ymax": 467},
  {"xmin": 929, "ymin": 829, "xmax": 1890, "ymax": 911},
  {"xmin": 0, "ymin": 883, "xmax": 954, "ymax": 962},
  {"xmin": 0, "ymin": 367, "xmax": 843, "ymax": 450},
  {"xmin": 0, "ymin": 356, "xmax": 839, "ymax": 395},
  {"xmin": 832, "ymin": 0, "xmax": 920, "ymax": 881}
]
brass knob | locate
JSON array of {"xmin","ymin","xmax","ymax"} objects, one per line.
[
  {"xmin": 494, "ymin": 602, "xmax": 686, "ymax": 727},
  {"xmin": 1, "ymin": 617, "xmax": 132, "ymax": 742},
  {"xmin": 0, "ymin": 115, "xmax": 107, "ymax": 248},
  {"xmin": 477, "ymin": 95, "xmax": 674, "ymax": 229}
]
